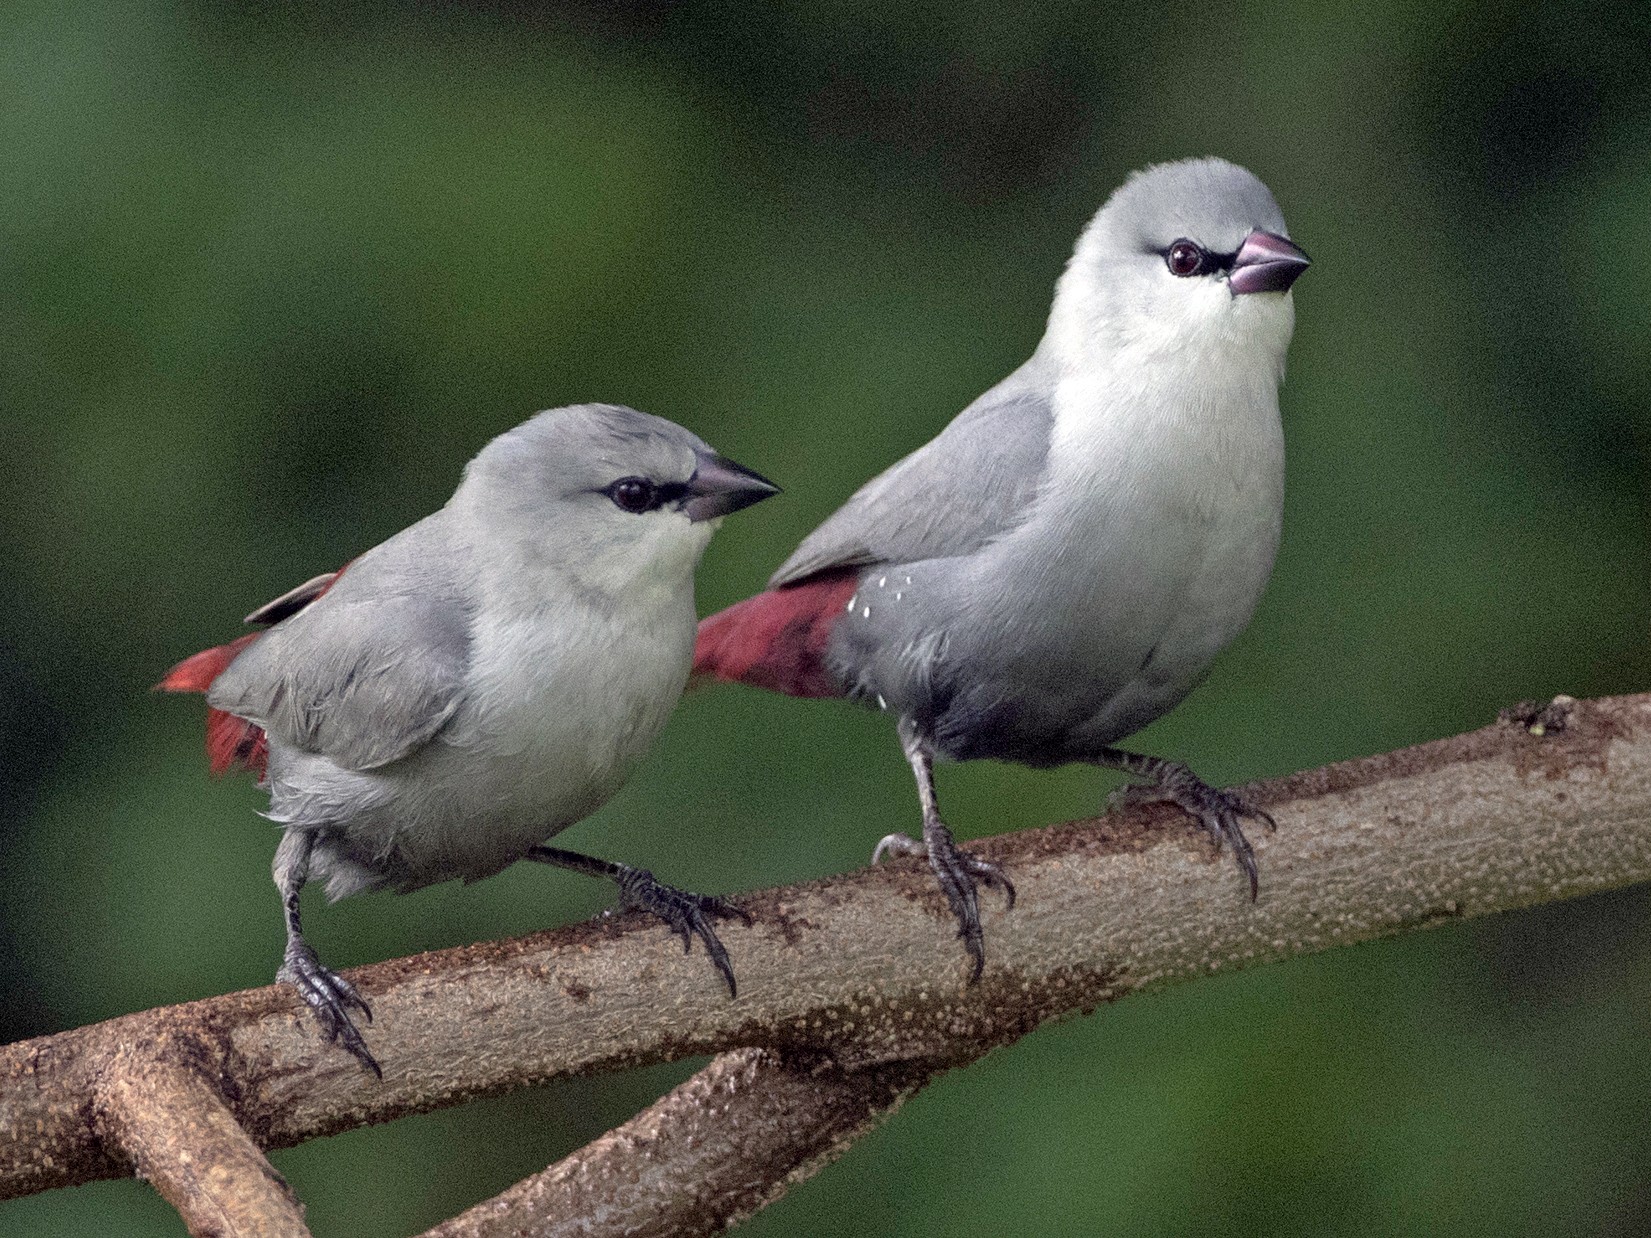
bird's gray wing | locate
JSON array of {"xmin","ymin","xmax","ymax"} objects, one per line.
[
  {"xmin": 770, "ymin": 353, "xmax": 1056, "ymax": 587},
  {"xmin": 208, "ymin": 518, "xmax": 471, "ymax": 771}
]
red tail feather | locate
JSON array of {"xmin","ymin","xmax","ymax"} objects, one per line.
[
  {"xmin": 158, "ymin": 633, "xmax": 260, "ymax": 694},
  {"xmin": 159, "ymin": 633, "xmax": 268, "ymax": 776},
  {"xmin": 692, "ymin": 571, "xmax": 859, "ymax": 698},
  {"xmin": 162, "ymin": 564, "xmax": 350, "ymax": 779},
  {"xmin": 206, "ymin": 705, "xmax": 269, "ymax": 777}
]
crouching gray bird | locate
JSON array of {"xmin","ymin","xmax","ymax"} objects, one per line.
[
  {"xmin": 163, "ymin": 403, "xmax": 778, "ymax": 1074},
  {"xmin": 694, "ymin": 158, "xmax": 1310, "ymax": 979}
]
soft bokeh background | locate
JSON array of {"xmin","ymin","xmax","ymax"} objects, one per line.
[{"xmin": 5, "ymin": 1, "xmax": 1651, "ymax": 1233}]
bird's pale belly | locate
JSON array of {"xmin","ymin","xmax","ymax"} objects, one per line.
[{"xmin": 280, "ymin": 607, "xmax": 692, "ymax": 895}]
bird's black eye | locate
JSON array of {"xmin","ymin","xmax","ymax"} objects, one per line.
[
  {"xmin": 1165, "ymin": 239, "xmax": 1207, "ymax": 277},
  {"xmin": 606, "ymin": 477, "xmax": 657, "ymax": 514}
]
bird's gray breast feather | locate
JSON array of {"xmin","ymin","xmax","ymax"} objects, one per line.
[
  {"xmin": 769, "ymin": 354, "xmax": 1056, "ymax": 587},
  {"xmin": 207, "ymin": 522, "xmax": 472, "ymax": 772}
]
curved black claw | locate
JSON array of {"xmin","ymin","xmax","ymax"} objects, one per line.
[
  {"xmin": 278, "ymin": 941, "xmax": 381, "ymax": 1078},
  {"xmin": 1113, "ymin": 766, "xmax": 1272, "ymax": 900},
  {"xmin": 616, "ymin": 866, "xmax": 750, "ymax": 998},
  {"xmin": 873, "ymin": 826, "xmax": 1016, "ymax": 984}
]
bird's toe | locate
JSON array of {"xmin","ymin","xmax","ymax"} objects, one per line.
[
  {"xmin": 278, "ymin": 946, "xmax": 381, "ymax": 1077},
  {"xmin": 617, "ymin": 867, "xmax": 745, "ymax": 998},
  {"xmin": 871, "ymin": 832, "xmax": 925, "ymax": 864}
]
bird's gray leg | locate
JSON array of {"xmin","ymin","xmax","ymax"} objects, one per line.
[
  {"xmin": 272, "ymin": 830, "xmax": 380, "ymax": 1077},
  {"xmin": 525, "ymin": 846, "xmax": 750, "ymax": 998},
  {"xmin": 872, "ymin": 721, "xmax": 1016, "ymax": 983},
  {"xmin": 1093, "ymin": 748, "xmax": 1273, "ymax": 899}
]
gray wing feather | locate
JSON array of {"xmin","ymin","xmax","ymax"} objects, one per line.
[
  {"xmin": 770, "ymin": 353, "xmax": 1056, "ymax": 587},
  {"xmin": 208, "ymin": 516, "xmax": 471, "ymax": 771}
]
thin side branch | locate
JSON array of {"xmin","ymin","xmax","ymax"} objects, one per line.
[
  {"xmin": 3, "ymin": 694, "xmax": 1648, "ymax": 1212},
  {"xmin": 421, "ymin": 1048, "xmax": 934, "ymax": 1238}
]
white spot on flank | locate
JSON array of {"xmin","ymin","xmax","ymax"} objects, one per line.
[
  {"xmin": 904, "ymin": 575, "xmax": 912, "ymax": 585},
  {"xmin": 894, "ymin": 592, "xmax": 903, "ymax": 601},
  {"xmin": 878, "ymin": 576, "xmax": 887, "ymax": 587},
  {"xmin": 877, "ymin": 694, "xmax": 887, "ymax": 710},
  {"xmin": 846, "ymin": 595, "xmax": 858, "ymax": 612},
  {"xmin": 861, "ymin": 605, "xmax": 871, "ymax": 618}
]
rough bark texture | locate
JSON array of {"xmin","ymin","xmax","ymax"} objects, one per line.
[
  {"xmin": 2, "ymin": 694, "xmax": 1648, "ymax": 1235},
  {"xmin": 420, "ymin": 1048, "xmax": 934, "ymax": 1238},
  {"xmin": 93, "ymin": 1035, "xmax": 311, "ymax": 1237}
]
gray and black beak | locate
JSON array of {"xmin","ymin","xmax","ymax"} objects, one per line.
[
  {"xmin": 683, "ymin": 452, "xmax": 782, "ymax": 522},
  {"xmin": 1229, "ymin": 230, "xmax": 1311, "ymax": 295}
]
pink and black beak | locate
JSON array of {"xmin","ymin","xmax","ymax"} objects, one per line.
[
  {"xmin": 683, "ymin": 452, "xmax": 782, "ymax": 522},
  {"xmin": 1229, "ymin": 230, "xmax": 1311, "ymax": 295}
]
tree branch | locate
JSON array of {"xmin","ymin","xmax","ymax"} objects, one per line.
[
  {"xmin": 420, "ymin": 1048, "xmax": 934, "ymax": 1238},
  {"xmin": 3, "ymin": 694, "xmax": 1648, "ymax": 1233},
  {"xmin": 92, "ymin": 1034, "xmax": 311, "ymax": 1237}
]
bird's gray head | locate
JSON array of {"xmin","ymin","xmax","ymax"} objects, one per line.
[
  {"xmin": 1047, "ymin": 158, "xmax": 1309, "ymax": 377},
  {"xmin": 451, "ymin": 403, "xmax": 778, "ymax": 594}
]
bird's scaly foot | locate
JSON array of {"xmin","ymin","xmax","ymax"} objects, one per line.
[
  {"xmin": 614, "ymin": 865, "xmax": 752, "ymax": 998},
  {"xmin": 278, "ymin": 939, "xmax": 380, "ymax": 1078},
  {"xmin": 1108, "ymin": 759, "xmax": 1274, "ymax": 899},
  {"xmin": 873, "ymin": 823, "xmax": 1016, "ymax": 983}
]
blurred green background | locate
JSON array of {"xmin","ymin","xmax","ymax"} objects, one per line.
[{"xmin": 5, "ymin": 1, "xmax": 1651, "ymax": 1233}]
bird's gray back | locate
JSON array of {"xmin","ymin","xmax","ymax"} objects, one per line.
[
  {"xmin": 207, "ymin": 513, "xmax": 474, "ymax": 773},
  {"xmin": 770, "ymin": 351, "xmax": 1057, "ymax": 587}
]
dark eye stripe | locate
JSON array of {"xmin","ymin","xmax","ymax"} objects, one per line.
[
  {"xmin": 599, "ymin": 477, "xmax": 693, "ymax": 514},
  {"xmin": 605, "ymin": 477, "xmax": 659, "ymax": 513},
  {"xmin": 1160, "ymin": 239, "xmax": 1241, "ymax": 277}
]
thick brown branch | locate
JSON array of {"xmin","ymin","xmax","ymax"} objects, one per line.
[
  {"xmin": 421, "ymin": 1048, "xmax": 934, "ymax": 1238},
  {"xmin": 91, "ymin": 1032, "xmax": 311, "ymax": 1237},
  {"xmin": 3, "ymin": 693, "xmax": 1648, "ymax": 1211}
]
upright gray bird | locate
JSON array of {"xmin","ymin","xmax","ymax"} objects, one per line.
[
  {"xmin": 694, "ymin": 158, "xmax": 1309, "ymax": 978},
  {"xmin": 164, "ymin": 403, "xmax": 778, "ymax": 1073}
]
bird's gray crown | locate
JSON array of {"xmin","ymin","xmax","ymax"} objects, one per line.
[
  {"xmin": 1084, "ymin": 157, "xmax": 1289, "ymax": 258},
  {"xmin": 460, "ymin": 403, "xmax": 711, "ymax": 504}
]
